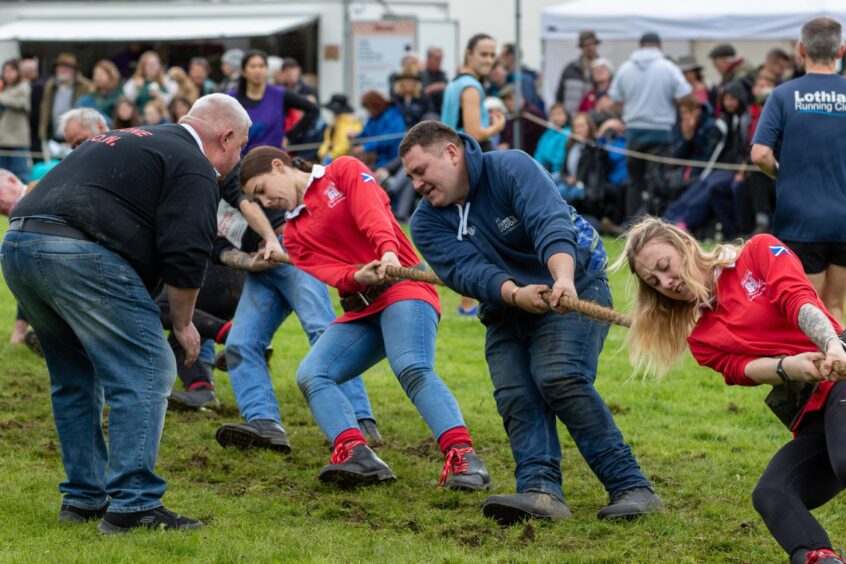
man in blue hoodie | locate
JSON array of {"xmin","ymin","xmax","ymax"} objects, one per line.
[{"xmin": 402, "ymin": 121, "xmax": 662, "ymax": 525}]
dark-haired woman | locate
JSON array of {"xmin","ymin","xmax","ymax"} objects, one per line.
[
  {"xmin": 441, "ymin": 33, "xmax": 505, "ymax": 151},
  {"xmin": 238, "ymin": 146, "xmax": 491, "ymax": 491},
  {"xmin": 0, "ymin": 58, "xmax": 31, "ymax": 184},
  {"xmin": 226, "ymin": 50, "xmax": 319, "ymax": 153}
]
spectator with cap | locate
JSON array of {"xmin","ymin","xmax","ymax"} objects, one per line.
[
  {"xmin": 0, "ymin": 59, "xmax": 32, "ymax": 185},
  {"xmin": 388, "ymin": 52, "xmax": 421, "ymax": 95},
  {"xmin": 610, "ymin": 32, "xmax": 692, "ymax": 219},
  {"xmin": 39, "ymin": 53, "xmax": 93, "ymax": 149},
  {"xmin": 497, "ymin": 84, "xmax": 546, "ymax": 155},
  {"xmin": 555, "ymin": 31, "xmax": 601, "ymax": 116},
  {"xmin": 188, "ymin": 57, "xmax": 217, "ymax": 97},
  {"xmin": 122, "ymin": 51, "xmax": 179, "ymax": 112},
  {"xmin": 578, "ymin": 57, "xmax": 613, "ymax": 112},
  {"xmin": 392, "ymin": 66, "xmax": 434, "ymax": 128},
  {"xmin": 421, "ymin": 47, "xmax": 448, "ymax": 114},
  {"xmin": 708, "ymin": 43, "xmax": 754, "ymax": 113},
  {"xmin": 218, "ymin": 48, "xmax": 244, "ymax": 93},
  {"xmin": 280, "ymin": 57, "xmax": 318, "ymax": 101},
  {"xmin": 75, "ymin": 60, "xmax": 122, "ymax": 124},
  {"xmin": 677, "ymin": 55, "xmax": 709, "ymax": 104},
  {"xmin": 318, "ymin": 94, "xmax": 362, "ymax": 163}
]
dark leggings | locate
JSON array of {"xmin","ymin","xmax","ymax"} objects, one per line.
[{"xmin": 752, "ymin": 381, "xmax": 846, "ymax": 561}]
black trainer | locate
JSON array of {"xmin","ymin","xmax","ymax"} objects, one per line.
[
  {"xmin": 214, "ymin": 346, "xmax": 273, "ymax": 372},
  {"xmin": 216, "ymin": 419, "xmax": 292, "ymax": 453},
  {"xmin": 168, "ymin": 387, "xmax": 220, "ymax": 411},
  {"xmin": 318, "ymin": 441, "xmax": 396, "ymax": 487},
  {"xmin": 482, "ymin": 492, "xmax": 573, "ymax": 526},
  {"xmin": 439, "ymin": 446, "xmax": 492, "ymax": 491},
  {"xmin": 59, "ymin": 502, "xmax": 109, "ymax": 523},
  {"xmin": 357, "ymin": 418, "xmax": 383, "ymax": 447},
  {"xmin": 597, "ymin": 486, "xmax": 664, "ymax": 520},
  {"xmin": 98, "ymin": 506, "xmax": 203, "ymax": 534}
]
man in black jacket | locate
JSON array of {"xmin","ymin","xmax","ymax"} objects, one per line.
[{"xmin": 2, "ymin": 94, "xmax": 250, "ymax": 533}]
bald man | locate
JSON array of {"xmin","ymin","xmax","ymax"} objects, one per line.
[{"xmin": 2, "ymin": 94, "xmax": 250, "ymax": 533}]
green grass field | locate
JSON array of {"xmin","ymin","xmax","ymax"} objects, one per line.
[{"xmin": 0, "ymin": 234, "xmax": 841, "ymax": 563}]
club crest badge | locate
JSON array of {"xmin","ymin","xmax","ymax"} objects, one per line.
[{"xmin": 740, "ymin": 270, "xmax": 766, "ymax": 301}]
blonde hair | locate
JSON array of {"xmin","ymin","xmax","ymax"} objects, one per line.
[
  {"xmin": 611, "ymin": 217, "xmax": 739, "ymax": 378},
  {"xmin": 133, "ymin": 51, "xmax": 165, "ymax": 85},
  {"xmin": 393, "ymin": 65, "xmax": 421, "ymax": 98},
  {"xmin": 167, "ymin": 66, "xmax": 199, "ymax": 103}
]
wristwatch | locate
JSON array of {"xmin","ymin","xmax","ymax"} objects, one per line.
[{"xmin": 776, "ymin": 357, "xmax": 791, "ymax": 384}]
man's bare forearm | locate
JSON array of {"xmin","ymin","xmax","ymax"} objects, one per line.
[
  {"xmin": 219, "ymin": 247, "xmax": 255, "ymax": 271},
  {"xmin": 798, "ymin": 303, "xmax": 839, "ymax": 349},
  {"xmin": 239, "ymin": 200, "xmax": 277, "ymax": 243},
  {"xmin": 165, "ymin": 285, "xmax": 200, "ymax": 329}
]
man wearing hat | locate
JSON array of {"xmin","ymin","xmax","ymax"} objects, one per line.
[
  {"xmin": 610, "ymin": 32, "xmax": 691, "ymax": 218},
  {"xmin": 708, "ymin": 43, "xmax": 754, "ymax": 114},
  {"xmin": 677, "ymin": 55, "xmax": 709, "ymax": 104},
  {"xmin": 318, "ymin": 94, "xmax": 362, "ymax": 163},
  {"xmin": 555, "ymin": 31, "xmax": 601, "ymax": 116},
  {"xmin": 38, "ymin": 53, "xmax": 92, "ymax": 151}
]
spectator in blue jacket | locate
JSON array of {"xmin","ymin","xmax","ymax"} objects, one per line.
[
  {"xmin": 350, "ymin": 90, "xmax": 406, "ymax": 169},
  {"xmin": 402, "ymin": 120, "xmax": 663, "ymax": 526},
  {"xmin": 533, "ymin": 103, "xmax": 570, "ymax": 175}
]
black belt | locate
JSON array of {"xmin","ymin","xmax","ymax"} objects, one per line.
[
  {"xmin": 339, "ymin": 263, "xmax": 427, "ymax": 313},
  {"xmin": 8, "ymin": 218, "xmax": 93, "ymax": 242}
]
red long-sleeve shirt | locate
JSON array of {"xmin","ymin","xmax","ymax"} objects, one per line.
[
  {"xmin": 283, "ymin": 157, "xmax": 439, "ymax": 323},
  {"xmin": 689, "ymin": 234, "xmax": 840, "ymax": 431}
]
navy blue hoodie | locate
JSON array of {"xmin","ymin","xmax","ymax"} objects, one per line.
[{"xmin": 410, "ymin": 134, "xmax": 607, "ymax": 318}]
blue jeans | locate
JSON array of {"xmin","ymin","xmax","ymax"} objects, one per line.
[
  {"xmin": 484, "ymin": 278, "xmax": 650, "ymax": 500},
  {"xmin": 297, "ymin": 299, "xmax": 465, "ymax": 443},
  {"xmin": 0, "ymin": 147, "xmax": 31, "ymax": 184},
  {"xmin": 1, "ymin": 230, "xmax": 174, "ymax": 512},
  {"xmin": 225, "ymin": 264, "xmax": 374, "ymax": 424}
]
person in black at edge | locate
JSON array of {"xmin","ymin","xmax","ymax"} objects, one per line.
[{"xmin": 1, "ymin": 93, "xmax": 250, "ymax": 533}]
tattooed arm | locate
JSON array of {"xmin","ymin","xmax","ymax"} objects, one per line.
[
  {"xmin": 219, "ymin": 247, "xmax": 279, "ymax": 272},
  {"xmin": 797, "ymin": 303, "xmax": 846, "ymax": 379}
]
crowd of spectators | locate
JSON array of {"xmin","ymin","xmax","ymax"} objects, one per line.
[{"xmin": 0, "ymin": 33, "xmax": 814, "ymax": 239}]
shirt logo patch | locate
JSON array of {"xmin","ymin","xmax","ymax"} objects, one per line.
[
  {"xmin": 324, "ymin": 183, "xmax": 346, "ymax": 208},
  {"xmin": 361, "ymin": 173, "xmax": 376, "ymax": 183},
  {"xmin": 769, "ymin": 245, "xmax": 790, "ymax": 257},
  {"xmin": 495, "ymin": 215, "xmax": 520, "ymax": 234},
  {"xmin": 741, "ymin": 270, "xmax": 766, "ymax": 301}
]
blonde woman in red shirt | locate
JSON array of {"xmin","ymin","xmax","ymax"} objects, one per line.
[
  {"xmin": 618, "ymin": 217, "xmax": 846, "ymax": 564},
  {"xmin": 238, "ymin": 146, "xmax": 490, "ymax": 491}
]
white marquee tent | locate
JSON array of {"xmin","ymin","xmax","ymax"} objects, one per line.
[{"xmin": 540, "ymin": 0, "xmax": 846, "ymax": 104}]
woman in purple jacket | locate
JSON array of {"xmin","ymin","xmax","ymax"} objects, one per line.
[{"xmin": 227, "ymin": 50, "xmax": 319, "ymax": 153}]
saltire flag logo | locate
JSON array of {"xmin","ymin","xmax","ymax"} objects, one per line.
[
  {"xmin": 770, "ymin": 245, "xmax": 790, "ymax": 256},
  {"xmin": 362, "ymin": 173, "xmax": 376, "ymax": 183}
]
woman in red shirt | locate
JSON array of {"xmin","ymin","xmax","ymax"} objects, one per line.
[
  {"xmin": 238, "ymin": 146, "xmax": 490, "ymax": 491},
  {"xmin": 618, "ymin": 217, "xmax": 846, "ymax": 564}
]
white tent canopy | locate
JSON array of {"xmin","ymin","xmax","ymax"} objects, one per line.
[{"xmin": 541, "ymin": 0, "xmax": 846, "ymax": 41}]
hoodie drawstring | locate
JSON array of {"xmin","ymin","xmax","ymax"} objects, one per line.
[{"xmin": 455, "ymin": 202, "xmax": 471, "ymax": 241}]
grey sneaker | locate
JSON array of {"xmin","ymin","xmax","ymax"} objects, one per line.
[
  {"xmin": 215, "ymin": 419, "xmax": 292, "ymax": 454},
  {"xmin": 482, "ymin": 492, "xmax": 572, "ymax": 526},
  {"xmin": 597, "ymin": 486, "xmax": 664, "ymax": 520},
  {"xmin": 168, "ymin": 387, "xmax": 220, "ymax": 411}
]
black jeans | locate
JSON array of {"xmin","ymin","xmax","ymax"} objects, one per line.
[
  {"xmin": 752, "ymin": 381, "xmax": 846, "ymax": 560},
  {"xmin": 624, "ymin": 142, "xmax": 671, "ymax": 220},
  {"xmin": 156, "ymin": 263, "xmax": 245, "ymax": 389}
]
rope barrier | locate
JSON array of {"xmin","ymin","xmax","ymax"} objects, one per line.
[{"xmin": 518, "ymin": 111, "xmax": 749, "ymax": 172}]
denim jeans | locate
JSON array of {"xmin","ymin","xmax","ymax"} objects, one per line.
[
  {"xmin": 1, "ymin": 229, "xmax": 174, "ymax": 512},
  {"xmin": 484, "ymin": 278, "xmax": 650, "ymax": 500},
  {"xmin": 225, "ymin": 263, "xmax": 374, "ymax": 424},
  {"xmin": 297, "ymin": 299, "xmax": 465, "ymax": 443},
  {"xmin": 0, "ymin": 148, "xmax": 31, "ymax": 184}
]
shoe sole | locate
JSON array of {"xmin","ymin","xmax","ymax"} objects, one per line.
[
  {"xmin": 318, "ymin": 468, "xmax": 397, "ymax": 488},
  {"xmin": 445, "ymin": 478, "xmax": 493, "ymax": 492},
  {"xmin": 596, "ymin": 506, "xmax": 664, "ymax": 520},
  {"xmin": 482, "ymin": 502, "xmax": 557, "ymax": 526},
  {"xmin": 167, "ymin": 395, "xmax": 220, "ymax": 412},
  {"xmin": 215, "ymin": 425, "xmax": 292, "ymax": 454},
  {"xmin": 97, "ymin": 519, "xmax": 204, "ymax": 534}
]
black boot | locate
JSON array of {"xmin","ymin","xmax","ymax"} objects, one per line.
[
  {"xmin": 318, "ymin": 441, "xmax": 396, "ymax": 487},
  {"xmin": 439, "ymin": 445, "xmax": 492, "ymax": 491},
  {"xmin": 482, "ymin": 492, "xmax": 572, "ymax": 526},
  {"xmin": 216, "ymin": 419, "xmax": 291, "ymax": 453},
  {"xmin": 168, "ymin": 387, "xmax": 220, "ymax": 411},
  {"xmin": 98, "ymin": 506, "xmax": 202, "ymax": 534},
  {"xmin": 597, "ymin": 486, "xmax": 664, "ymax": 520},
  {"xmin": 357, "ymin": 418, "xmax": 383, "ymax": 447},
  {"xmin": 59, "ymin": 502, "xmax": 109, "ymax": 523}
]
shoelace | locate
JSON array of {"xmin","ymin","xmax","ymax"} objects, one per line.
[
  {"xmin": 330, "ymin": 440, "xmax": 366, "ymax": 465},
  {"xmin": 806, "ymin": 549, "xmax": 845, "ymax": 564},
  {"xmin": 439, "ymin": 446, "xmax": 473, "ymax": 487}
]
